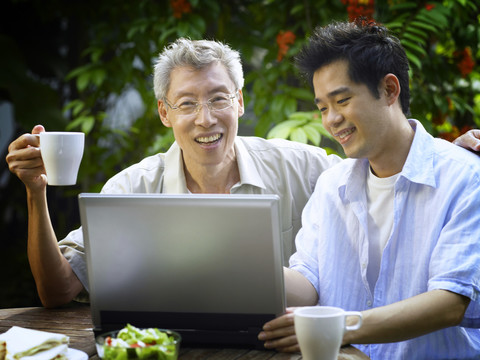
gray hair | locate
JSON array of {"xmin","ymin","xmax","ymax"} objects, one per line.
[{"xmin": 153, "ymin": 38, "xmax": 244, "ymax": 100}]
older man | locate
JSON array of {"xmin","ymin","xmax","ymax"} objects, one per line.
[{"xmin": 6, "ymin": 39, "xmax": 340, "ymax": 308}]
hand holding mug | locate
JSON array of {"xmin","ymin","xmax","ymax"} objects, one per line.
[
  {"xmin": 294, "ymin": 306, "xmax": 363, "ymax": 360},
  {"xmin": 38, "ymin": 132, "xmax": 85, "ymax": 186}
]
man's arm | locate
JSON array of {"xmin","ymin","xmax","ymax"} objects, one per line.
[
  {"xmin": 6, "ymin": 125, "xmax": 84, "ymax": 308},
  {"xmin": 454, "ymin": 129, "xmax": 480, "ymax": 152},
  {"xmin": 260, "ymin": 270, "xmax": 469, "ymax": 352},
  {"xmin": 285, "ymin": 267, "xmax": 318, "ymax": 307},
  {"xmin": 343, "ymin": 289, "xmax": 470, "ymax": 345}
]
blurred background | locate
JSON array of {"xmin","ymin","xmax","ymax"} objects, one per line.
[{"xmin": 1, "ymin": 0, "xmax": 479, "ymax": 308}]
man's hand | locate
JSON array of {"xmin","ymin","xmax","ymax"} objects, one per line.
[
  {"xmin": 6, "ymin": 125, "xmax": 47, "ymax": 192},
  {"xmin": 454, "ymin": 129, "xmax": 480, "ymax": 153},
  {"xmin": 258, "ymin": 307, "xmax": 299, "ymax": 353}
]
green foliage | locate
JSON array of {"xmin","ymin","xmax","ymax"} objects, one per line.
[
  {"xmin": 267, "ymin": 111, "xmax": 341, "ymax": 155},
  {"xmin": 5, "ymin": 0, "xmax": 478, "ymax": 189},
  {"xmin": 268, "ymin": 0, "xmax": 479, "ymax": 148}
]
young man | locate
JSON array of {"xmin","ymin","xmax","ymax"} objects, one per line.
[{"xmin": 259, "ymin": 19, "xmax": 480, "ymax": 359}]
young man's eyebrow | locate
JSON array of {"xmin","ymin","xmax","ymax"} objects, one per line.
[{"xmin": 314, "ymin": 86, "xmax": 350, "ymax": 105}]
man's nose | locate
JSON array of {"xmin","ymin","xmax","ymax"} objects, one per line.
[
  {"xmin": 194, "ymin": 104, "xmax": 217, "ymax": 127},
  {"xmin": 324, "ymin": 108, "xmax": 343, "ymax": 128}
]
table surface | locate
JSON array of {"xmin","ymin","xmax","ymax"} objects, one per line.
[{"xmin": 0, "ymin": 304, "xmax": 369, "ymax": 359}]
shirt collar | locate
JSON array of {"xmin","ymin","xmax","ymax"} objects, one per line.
[
  {"xmin": 234, "ymin": 137, "xmax": 267, "ymax": 190},
  {"xmin": 163, "ymin": 142, "xmax": 189, "ymax": 193},
  {"xmin": 163, "ymin": 138, "xmax": 266, "ymax": 193},
  {"xmin": 339, "ymin": 119, "xmax": 437, "ymax": 201},
  {"xmin": 399, "ymin": 119, "xmax": 436, "ymax": 187}
]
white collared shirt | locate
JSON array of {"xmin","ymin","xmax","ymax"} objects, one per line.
[{"xmin": 60, "ymin": 136, "xmax": 341, "ymax": 291}]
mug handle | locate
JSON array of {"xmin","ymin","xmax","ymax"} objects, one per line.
[{"xmin": 344, "ymin": 311, "xmax": 363, "ymax": 331}]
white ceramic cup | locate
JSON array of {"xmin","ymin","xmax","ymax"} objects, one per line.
[
  {"xmin": 39, "ymin": 132, "xmax": 85, "ymax": 186},
  {"xmin": 294, "ymin": 306, "xmax": 363, "ymax": 360}
]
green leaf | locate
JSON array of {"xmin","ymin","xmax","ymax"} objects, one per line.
[
  {"xmin": 270, "ymin": 95, "xmax": 288, "ymax": 116},
  {"xmin": 283, "ymin": 97, "xmax": 297, "ymax": 116},
  {"xmin": 65, "ymin": 64, "xmax": 92, "ymax": 81},
  {"xmin": 267, "ymin": 124, "xmax": 292, "ymax": 139},
  {"xmin": 410, "ymin": 20, "xmax": 437, "ymax": 33},
  {"xmin": 403, "ymin": 25, "xmax": 429, "ymax": 40},
  {"xmin": 401, "ymin": 39, "xmax": 427, "ymax": 57},
  {"xmin": 302, "ymin": 124, "xmax": 321, "ymax": 146},
  {"xmin": 76, "ymin": 73, "xmax": 90, "ymax": 92},
  {"xmin": 402, "ymin": 32, "xmax": 426, "ymax": 46},
  {"xmin": 190, "ymin": 15, "xmax": 206, "ymax": 34},
  {"xmin": 288, "ymin": 112, "xmax": 313, "ymax": 121},
  {"xmin": 81, "ymin": 116, "xmax": 95, "ymax": 134},
  {"xmin": 384, "ymin": 22, "xmax": 404, "ymax": 29},
  {"xmin": 275, "ymin": 119, "xmax": 308, "ymax": 129},
  {"xmin": 405, "ymin": 51, "xmax": 422, "ymax": 69},
  {"xmin": 289, "ymin": 87, "xmax": 314, "ymax": 101},
  {"xmin": 290, "ymin": 127, "xmax": 308, "ymax": 144},
  {"xmin": 91, "ymin": 69, "xmax": 106, "ymax": 87},
  {"xmin": 308, "ymin": 121, "xmax": 333, "ymax": 139},
  {"xmin": 418, "ymin": 9, "xmax": 448, "ymax": 27},
  {"xmin": 66, "ymin": 115, "xmax": 94, "ymax": 133},
  {"xmin": 290, "ymin": 4, "xmax": 304, "ymax": 15},
  {"xmin": 63, "ymin": 100, "xmax": 85, "ymax": 117},
  {"xmin": 415, "ymin": 14, "xmax": 441, "ymax": 28}
]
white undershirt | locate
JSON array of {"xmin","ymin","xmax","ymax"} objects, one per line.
[{"xmin": 366, "ymin": 167, "xmax": 398, "ymax": 291}]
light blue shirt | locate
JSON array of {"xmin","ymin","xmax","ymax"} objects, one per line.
[{"xmin": 290, "ymin": 120, "xmax": 480, "ymax": 359}]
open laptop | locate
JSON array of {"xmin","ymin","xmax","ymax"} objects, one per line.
[{"xmin": 78, "ymin": 193, "xmax": 285, "ymax": 348}]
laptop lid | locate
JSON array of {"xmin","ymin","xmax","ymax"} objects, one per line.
[{"xmin": 78, "ymin": 193, "xmax": 285, "ymax": 348}]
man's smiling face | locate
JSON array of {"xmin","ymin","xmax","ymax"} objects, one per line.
[
  {"xmin": 313, "ymin": 59, "xmax": 393, "ymax": 162},
  {"xmin": 158, "ymin": 62, "xmax": 244, "ymax": 169}
]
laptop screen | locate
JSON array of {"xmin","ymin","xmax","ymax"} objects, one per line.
[{"xmin": 79, "ymin": 193, "xmax": 285, "ymax": 348}]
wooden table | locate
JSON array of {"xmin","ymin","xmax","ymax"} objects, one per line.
[{"xmin": 0, "ymin": 304, "xmax": 369, "ymax": 359}]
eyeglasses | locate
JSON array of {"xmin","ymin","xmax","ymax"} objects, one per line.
[{"xmin": 164, "ymin": 91, "xmax": 238, "ymax": 116}]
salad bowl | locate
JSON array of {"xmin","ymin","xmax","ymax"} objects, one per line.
[{"xmin": 95, "ymin": 324, "xmax": 181, "ymax": 360}]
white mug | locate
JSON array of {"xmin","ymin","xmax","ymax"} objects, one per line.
[
  {"xmin": 294, "ymin": 306, "xmax": 363, "ymax": 360},
  {"xmin": 39, "ymin": 132, "xmax": 85, "ymax": 186}
]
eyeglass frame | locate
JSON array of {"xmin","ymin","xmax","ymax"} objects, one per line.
[{"xmin": 163, "ymin": 90, "xmax": 239, "ymax": 116}]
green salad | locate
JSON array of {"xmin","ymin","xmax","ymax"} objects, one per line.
[{"xmin": 102, "ymin": 324, "xmax": 180, "ymax": 360}]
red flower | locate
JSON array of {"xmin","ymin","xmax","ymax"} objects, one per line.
[
  {"xmin": 170, "ymin": 0, "xmax": 192, "ymax": 19},
  {"xmin": 425, "ymin": 3, "xmax": 435, "ymax": 11},
  {"xmin": 438, "ymin": 125, "xmax": 472, "ymax": 143},
  {"xmin": 438, "ymin": 125, "xmax": 459, "ymax": 142},
  {"xmin": 276, "ymin": 30, "xmax": 296, "ymax": 61},
  {"xmin": 456, "ymin": 47, "xmax": 475, "ymax": 77},
  {"xmin": 341, "ymin": 0, "xmax": 375, "ymax": 22}
]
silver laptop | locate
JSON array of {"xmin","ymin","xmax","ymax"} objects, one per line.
[{"xmin": 78, "ymin": 193, "xmax": 285, "ymax": 348}]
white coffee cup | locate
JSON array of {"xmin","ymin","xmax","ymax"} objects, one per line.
[
  {"xmin": 294, "ymin": 306, "xmax": 363, "ymax": 360},
  {"xmin": 39, "ymin": 132, "xmax": 85, "ymax": 186}
]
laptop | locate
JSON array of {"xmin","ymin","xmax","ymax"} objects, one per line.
[{"xmin": 78, "ymin": 193, "xmax": 285, "ymax": 348}]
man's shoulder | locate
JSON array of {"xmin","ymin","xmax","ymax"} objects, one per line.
[
  {"xmin": 121, "ymin": 153, "xmax": 166, "ymax": 173},
  {"xmin": 106, "ymin": 153, "xmax": 166, "ymax": 184},
  {"xmin": 237, "ymin": 136, "xmax": 334, "ymax": 160},
  {"xmin": 433, "ymin": 137, "xmax": 480, "ymax": 173}
]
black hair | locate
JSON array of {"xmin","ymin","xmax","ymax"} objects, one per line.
[{"xmin": 296, "ymin": 18, "xmax": 411, "ymax": 116}]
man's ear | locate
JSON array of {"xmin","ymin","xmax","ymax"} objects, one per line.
[
  {"xmin": 158, "ymin": 99, "xmax": 172, "ymax": 127},
  {"xmin": 383, "ymin": 73, "xmax": 401, "ymax": 106},
  {"xmin": 237, "ymin": 89, "xmax": 245, "ymax": 118}
]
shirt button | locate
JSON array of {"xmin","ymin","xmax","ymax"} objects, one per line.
[
  {"xmin": 362, "ymin": 263, "xmax": 367, "ymax": 270},
  {"xmin": 366, "ymin": 300, "xmax": 372, "ymax": 307}
]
